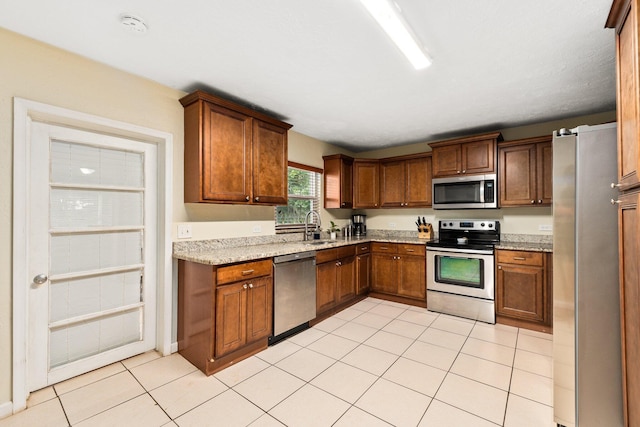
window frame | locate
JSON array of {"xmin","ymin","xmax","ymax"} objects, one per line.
[{"xmin": 275, "ymin": 162, "xmax": 323, "ymax": 234}]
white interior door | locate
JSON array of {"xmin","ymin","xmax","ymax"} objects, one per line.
[{"xmin": 27, "ymin": 122, "xmax": 158, "ymax": 391}]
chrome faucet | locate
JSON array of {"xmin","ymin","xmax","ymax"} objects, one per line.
[{"xmin": 304, "ymin": 210, "xmax": 321, "ymax": 241}]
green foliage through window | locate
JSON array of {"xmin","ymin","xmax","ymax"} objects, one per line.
[{"xmin": 275, "ymin": 166, "xmax": 321, "ymax": 229}]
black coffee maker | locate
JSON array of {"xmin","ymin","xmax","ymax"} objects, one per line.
[{"xmin": 352, "ymin": 214, "xmax": 367, "ymax": 236}]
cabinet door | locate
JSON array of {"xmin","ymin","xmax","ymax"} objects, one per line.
[
  {"xmin": 252, "ymin": 120, "xmax": 288, "ymax": 205},
  {"xmin": 499, "ymin": 144, "xmax": 537, "ymax": 206},
  {"xmin": 618, "ymin": 190, "xmax": 640, "ymax": 426},
  {"xmin": 356, "ymin": 253, "xmax": 371, "ymax": 295},
  {"xmin": 316, "ymin": 261, "xmax": 337, "ymax": 315},
  {"xmin": 202, "ymin": 102, "xmax": 252, "ymax": 202},
  {"xmin": 215, "ymin": 282, "xmax": 247, "ymax": 357},
  {"xmin": 336, "ymin": 256, "xmax": 356, "ymax": 304},
  {"xmin": 323, "ymin": 155, "xmax": 353, "ymax": 208},
  {"xmin": 432, "ymin": 144, "xmax": 462, "ymax": 177},
  {"xmin": 380, "ymin": 160, "xmax": 405, "ymax": 207},
  {"xmin": 536, "ymin": 141, "xmax": 553, "ymax": 204},
  {"xmin": 405, "ymin": 156, "xmax": 432, "ymax": 207},
  {"xmin": 398, "ymin": 255, "xmax": 426, "ymax": 300},
  {"xmin": 353, "ymin": 160, "xmax": 380, "ymax": 208},
  {"xmin": 246, "ymin": 276, "xmax": 273, "ymax": 343},
  {"xmin": 463, "ymin": 139, "xmax": 495, "ymax": 174},
  {"xmin": 496, "ymin": 263, "xmax": 545, "ymax": 323},
  {"xmin": 371, "ymin": 254, "xmax": 398, "ymax": 294},
  {"xmin": 616, "ymin": 2, "xmax": 640, "ymax": 190}
]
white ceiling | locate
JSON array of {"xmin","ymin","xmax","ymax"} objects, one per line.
[{"xmin": 1, "ymin": 0, "xmax": 616, "ymax": 151}]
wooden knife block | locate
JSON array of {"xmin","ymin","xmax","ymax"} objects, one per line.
[{"xmin": 418, "ymin": 223, "xmax": 433, "ymax": 239}]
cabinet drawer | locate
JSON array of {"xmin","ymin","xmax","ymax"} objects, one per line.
[
  {"xmin": 338, "ymin": 245, "xmax": 356, "ymax": 258},
  {"xmin": 398, "ymin": 244, "xmax": 426, "ymax": 256},
  {"xmin": 497, "ymin": 250, "xmax": 543, "ymax": 266},
  {"xmin": 316, "ymin": 248, "xmax": 338, "ymax": 264},
  {"xmin": 217, "ymin": 259, "xmax": 272, "ymax": 285},
  {"xmin": 372, "ymin": 242, "xmax": 398, "ymax": 253},
  {"xmin": 355, "ymin": 243, "xmax": 371, "ymax": 254}
]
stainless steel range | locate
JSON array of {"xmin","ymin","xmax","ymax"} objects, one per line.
[{"xmin": 426, "ymin": 220, "xmax": 500, "ymax": 324}]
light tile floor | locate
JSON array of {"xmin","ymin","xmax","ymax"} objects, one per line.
[{"xmin": 0, "ymin": 297, "xmax": 554, "ymax": 427}]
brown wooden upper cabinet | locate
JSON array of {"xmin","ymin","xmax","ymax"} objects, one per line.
[
  {"xmin": 609, "ymin": 0, "xmax": 640, "ymax": 192},
  {"xmin": 429, "ymin": 132, "xmax": 503, "ymax": 178},
  {"xmin": 380, "ymin": 154, "xmax": 432, "ymax": 208},
  {"xmin": 180, "ymin": 90, "xmax": 291, "ymax": 205},
  {"xmin": 323, "ymin": 154, "xmax": 354, "ymax": 208},
  {"xmin": 353, "ymin": 159, "xmax": 380, "ymax": 208},
  {"xmin": 498, "ymin": 136, "xmax": 552, "ymax": 207}
]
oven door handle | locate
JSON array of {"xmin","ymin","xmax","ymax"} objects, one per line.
[{"xmin": 426, "ymin": 247, "xmax": 494, "ymax": 255}]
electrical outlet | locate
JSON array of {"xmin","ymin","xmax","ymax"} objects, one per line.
[
  {"xmin": 253, "ymin": 225, "xmax": 262, "ymax": 233},
  {"xmin": 389, "ymin": 222, "xmax": 396, "ymax": 228},
  {"xmin": 539, "ymin": 224, "xmax": 553, "ymax": 231},
  {"xmin": 177, "ymin": 224, "xmax": 192, "ymax": 239}
]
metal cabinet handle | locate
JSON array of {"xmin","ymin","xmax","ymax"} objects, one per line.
[
  {"xmin": 248, "ymin": 283, "xmax": 254, "ymax": 289},
  {"xmin": 513, "ymin": 257, "xmax": 526, "ymax": 260},
  {"xmin": 361, "ymin": 246, "xmax": 367, "ymax": 250},
  {"xmin": 611, "ymin": 199, "xmax": 622, "ymax": 205},
  {"xmin": 498, "ymin": 266, "xmax": 502, "ymax": 270},
  {"xmin": 242, "ymin": 269, "xmax": 255, "ymax": 276},
  {"xmin": 245, "ymin": 195, "xmax": 250, "ymax": 201},
  {"xmin": 243, "ymin": 284, "xmax": 248, "ymax": 289},
  {"xmin": 611, "ymin": 182, "xmax": 622, "ymax": 188},
  {"xmin": 33, "ymin": 274, "xmax": 48, "ymax": 285},
  {"xmin": 374, "ymin": 203, "xmax": 378, "ymax": 207},
  {"xmin": 457, "ymin": 170, "xmax": 461, "ymax": 174},
  {"xmin": 531, "ymin": 200, "xmax": 535, "ymax": 204},
  {"xmin": 462, "ymin": 170, "xmax": 466, "ymax": 173},
  {"xmin": 255, "ymin": 197, "xmax": 260, "ymax": 202},
  {"xmin": 538, "ymin": 199, "xmax": 543, "ymax": 204},
  {"xmin": 406, "ymin": 249, "xmax": 415, "ymax": 252}
]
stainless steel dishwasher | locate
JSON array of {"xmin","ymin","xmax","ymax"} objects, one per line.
[{"xmin": 269, "ymin": 250, "xmax": 316, "ymax": 345}]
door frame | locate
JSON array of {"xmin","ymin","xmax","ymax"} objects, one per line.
[{"xmin": 12, "ymin": 97, "xmax": 173, "ymax": 413}]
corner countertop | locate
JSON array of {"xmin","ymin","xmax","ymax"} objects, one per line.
[{"xmin": 173, "ymin": 233, "xmax": 430, "ymax": 266}]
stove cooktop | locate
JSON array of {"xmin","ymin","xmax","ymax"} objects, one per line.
[{"xmin": 426, "ymin": 219, "xmax": 500, "ymax": 250}]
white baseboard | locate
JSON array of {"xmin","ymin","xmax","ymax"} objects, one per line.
[
  {"xmin": 0, "ymin": 401, "xmax": 14, "ymax": 420},
  {"xmin": 170, "ymin": 342, "xmax": 178, "ymax": 353}
]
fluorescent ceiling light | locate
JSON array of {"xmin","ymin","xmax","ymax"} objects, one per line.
[{"xmin": 360, "ymin": 0, "xmax": 432, "ymax": 70}]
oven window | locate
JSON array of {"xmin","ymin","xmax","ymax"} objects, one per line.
[{"xmin": 435, "ymin": 255, "xmax": 484, "ymax": 288}]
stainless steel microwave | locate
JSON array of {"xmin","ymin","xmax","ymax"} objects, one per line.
[{"xmin": 432, "ymin": 174, "xmax": 497, "ymax": 209}]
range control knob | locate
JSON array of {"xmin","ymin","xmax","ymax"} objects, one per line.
[
  {"xmin": 480, "ymin": 222, "xmax": 485, "ymax": 227},
  {"xmin": 488, "ymin": 223, "xmax": 493, "ymax": 228},
  {"xmin": 449, "ymin": 222, "xmax": 453, "ymax": 226}
]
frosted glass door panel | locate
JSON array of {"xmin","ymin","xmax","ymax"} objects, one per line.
[
  {"xmin": 49, "ymin": 271, "xmax": 142, "ymax": 323},
  {"xmin": 50, "ymin": 189, "xmax": 142, "ymax": 228},
  {"xmin": 51, "ymin": 141, "xmax": 143, "ymax": 187},
  {"xmin": 50, "ymin": 232, "xmax": 142, "ymax": 275},
  {"xmin": 50, "ymin": 310, "xmax": 141, "ymax": 368}
]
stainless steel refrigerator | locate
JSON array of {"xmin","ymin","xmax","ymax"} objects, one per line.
[{"xmin": 552, "ymin": 123, "xmax": 623, "ymax": 427}]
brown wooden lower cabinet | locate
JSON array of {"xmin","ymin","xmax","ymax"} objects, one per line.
[
  {"xmin": 316, "ymin": 245, "xmax": 356, "ymax": 317},
  {"xmin": 617, "ymin": 190, "xmax": 640, "ymax": 426},
  {"xmin": 371, "ymin": 242, "xmax": 426, "ymax": 304},
  {"xmin": 495, "ymin": 249, "xmax": 552, "ymax": 332},
  {"xmin": 178, "ymin": 258, "xmax": 272, "ymax": 375},
  {"xmin": 355, "ymin": 243, "xmax": 371, "ymax": 295}
]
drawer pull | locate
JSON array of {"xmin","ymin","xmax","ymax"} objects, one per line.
[
  {"xmin": 243, "ymin": 284, "xmax": 248, "ymax": 289},
  {"xmin": 513, "ymin": 257, "xmax": 526, "ymax": 261},
  {"xmin": 361, "ymin": 246, "xmax": 367, "ymax": 250},
  {"xmin": 380, "ymin": 246, "xmax": 389, "ymax": 250},
  {"xmin": 241, "ymin": 269, "xmax": 255, "ymax": 276},
  {"xmin": 406, "ymin": 249, "xmax": 415, "ymax": 252},
  {"xmin": 498, "ymin": 266, "xmax": 502, "ymax": 269},
  {"xmin": 248, "ymin": 283, "xmax": 254, "ymax": 289}
]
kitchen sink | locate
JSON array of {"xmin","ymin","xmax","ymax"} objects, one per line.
[{"xmin": 305, "ymin": 240, "xmax": 331, "ymax": 246}]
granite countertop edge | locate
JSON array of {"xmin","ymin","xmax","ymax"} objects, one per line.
[{"xmin": 173, "ymin": 234, "xmax": 552, "ymax": 266}]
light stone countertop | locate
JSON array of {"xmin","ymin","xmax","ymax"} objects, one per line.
[
  {"xmin": 172, "ymin": 232, "xmax": 430, "ymax": 266},
  {"xmin": 172, "ymin": 231, "xmax": 552, "ymax": 266}
]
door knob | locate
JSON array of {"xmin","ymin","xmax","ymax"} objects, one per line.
[{"xmin": 33, "ymin": 274, "xmax": 48, "ymax": 285}]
